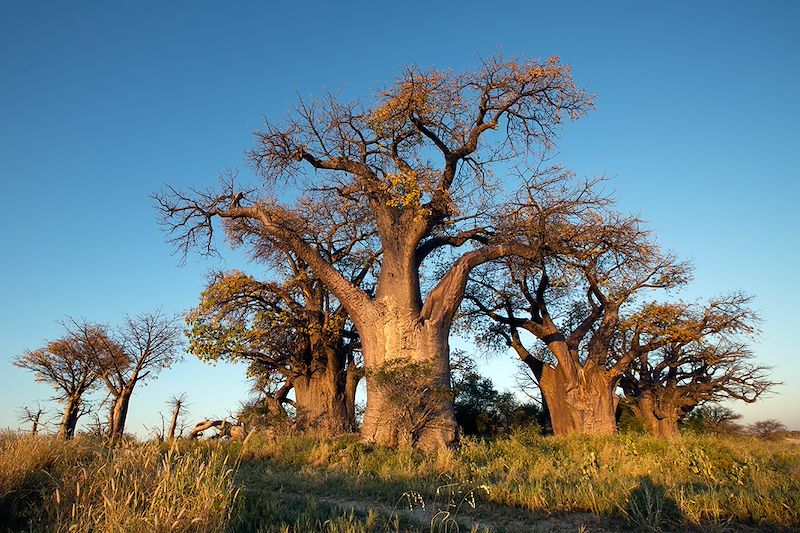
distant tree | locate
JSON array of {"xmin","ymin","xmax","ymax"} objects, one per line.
[
  {"xmin": 156, "ymin": 55, "xmax": 594, "ymax": 449},
  {"xmin": 13, "ymin": 322, "xmax": 113, "ymax": 439},
  {"xmin": 166, "ymin": 393, "xmax": 188, "ymax": 440},
  {"xmin": 683, "ymin": 404, "xmax": 744, "ymax": 435},
  {"xmin": 454, "ymin": 372, "xmax": 541, "ymax": 437},
  {"xmin": 747, "ymin": 419, "xmax": 787, "ymax": 440},
  {"xmin": 17, "ymin": 404, "xmax": 46, "ymax": 436},
  {"xmin": 95, "ymin": 310, "xmax": 183, "ymax": 438},
  {"xmin": 618, "ymin": 295, "xmax": 776, "ymax": 438}
]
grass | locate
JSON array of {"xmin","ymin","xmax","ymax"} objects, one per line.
[
  {"xmin": 0, "ymin": 433, "xmax": 238, "ymax": 532},
  {"xmin": 1, "ymin": 429, "xmax": 798, "ymax": 532}
]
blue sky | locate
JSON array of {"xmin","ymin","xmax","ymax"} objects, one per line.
[{"xmin": 1, "ymin": 1, "xmax": 798, "ymax": 435}]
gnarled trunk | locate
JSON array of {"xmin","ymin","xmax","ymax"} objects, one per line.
[
  {"xmin": 293, "ymin": 371, "xmax": 352, "ymax": 434},
  {"xmin": 57, "ymin": 396, "xmax": 81, "ymax": 440},
  {"xmin": 360, "ymin": 308, "xmax": 458, "ymax": 450},
  {"xmin": 30, "ymin": 412, "xmax": 41, "ymax": 436},
  {"xmin": 630, "ymin": 392, "xmax": 681, "ymax": 438},
  {"xmin": 540, "ymin": 360, "xmax": 618, "ymax": 435}
]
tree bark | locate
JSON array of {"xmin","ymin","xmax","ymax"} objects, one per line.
[
  {"xmin": 360, "ymin": 308, "xmax": 458, "ymax": 450},
  {"xmin": 167, "ymin": 401, "xmax": 182, "ymax": 440},
  {"xmin": 57, "ymin": 396, "xmax": 81, "ymax": 440},
  {"xmin": 539, "ymin": 360, "xmax": 618, "ymax": 436},
  {"xmin": 293, "ymin": 370, "xmax": 352, "ymax": 434},
  {"xmin": 30, "ymin": 412, "xmax": 41, "ymax": 436},
  {"xmin": 344, "ymin": 357, "xmax": 361, "ymax": 430},
  {"xmin": 109, "ymin": 389, "xmax": 132, "ymax": 438},
  {"xmin": 629, "ymin": 393, "xmax": 681, "ymax": 438}
]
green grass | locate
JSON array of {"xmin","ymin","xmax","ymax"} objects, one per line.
[{"xmin": 2, "ymin": 429, "xmax": 798, "ymax": 532}]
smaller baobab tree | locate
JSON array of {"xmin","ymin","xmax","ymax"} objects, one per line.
[
  {"xmin": 94, "ymin": 310, "xmax": 183, "ymax": 439},
  {"xmin": 186, "ymin": 261, "xmax": 365, "ymax": 434},
  {"xmin": 13, "ymin": 321, "xmax": 115, "ymax": 439},
  {"xmin": 619, "ymin": 294, "xmax": 777, "ymax": 438},
  {"xmin": 464, "ymin": 183, "xmax": 690, "ymax": 435},
  {"xmin": 166, "ymin": 393, "xmax": 189, "ymax": 440}
]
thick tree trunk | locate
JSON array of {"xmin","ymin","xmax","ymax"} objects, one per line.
[
  {"xmin": 109, "ymin": 390, "xmax": 132, "ymax": 438},
  {"xmin": 539, "ymin": 360, "xmax": 618, "ymax": 436},
  {"xmin": 359, "ymin": 309, "xmax": 458, "ymax": 450},
  {"xmin": 630, "ymin": 393, "xmax": 681, "ymax": 438},
  {"xmin": 293, "ymin": 371, "xmax": 352, "ymax": 434},
  {"xmin": 57, "ymin": 396, "xmax": 81, "ymax": 440}
]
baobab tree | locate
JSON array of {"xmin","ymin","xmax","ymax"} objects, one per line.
[
  {"xmin": 618, "ymin": 294, "xmax": 776, "ymax": 437},
  {"xmin": 186, "ymin": 264, "xmax": 365, "ymax": 434},
  {"xmin": 95, "ymin": 310, "xmax": 182, "ymax": 438},
  {"xmin": 464, "ymin": 198, "xmax": 690, "ymax": 435},
  {"xmin": 13, "ymin": 322, "xmax": 114, "ymax": 439},
  {"xmin": 156, "ymin": 55, "xmax": 594, "ymax": 448},
  {"xmin": 166, "ymin": 393, "xmax": 188, "ymax": 440}
]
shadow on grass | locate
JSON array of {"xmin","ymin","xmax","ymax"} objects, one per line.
[
  {"xmin": 625, "ymin": 476, "xmax": 682, "ymax": 532},
  {"xmin": 232, "ymin": 456, "xmax": 628, "ymax": 533}
]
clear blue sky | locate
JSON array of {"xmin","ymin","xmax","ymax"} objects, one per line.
[{"xmin": 1, "ymin": 1, "xmax": 798, "ymax": 435}]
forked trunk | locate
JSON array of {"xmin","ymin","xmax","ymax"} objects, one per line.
[
  {"xmin": 360, "ymin": 310, "xmax": 458, "ymax": 450},
  {"xmin": 57, "ymin": 396, "xmax": 81, "ymax": 440},
  {"xmin": 630, "ymin": 393, "xmax": 681, "ymax": 438},
  {"xmin": 539, "ymin": 360, "xmax": 618, "ymax": 436}
]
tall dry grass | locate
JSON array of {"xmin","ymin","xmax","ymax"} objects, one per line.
[
  {"xmin": 2, "ymin": 429, "xmax": 798, "ymax": 532},
  {"xmin": 0, "ymin": 431, "xmax": 239, "ymax": 532}
]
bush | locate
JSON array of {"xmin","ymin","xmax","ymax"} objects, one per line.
[{"xmin": 747, "ymin": 419, "xmax": 788, "ymax": 440}]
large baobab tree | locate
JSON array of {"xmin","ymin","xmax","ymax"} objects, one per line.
[
  {"xmin": 618, "ymin": 294, "xmax": 776, "ymax": 438},
  {"xmin": 156, "ymin": 55, "xmax": 594, "ymax": 448},
  {"xmin": 95, "ymin": 311, "xmax": 182, "ymax": 438},
  {"xmin": 464, "ymin": 198, "xmax": 690, "ymax": 435},
  {"xmin": 13, "ymin": 322, "xmax": 114, "ymax": 439}
]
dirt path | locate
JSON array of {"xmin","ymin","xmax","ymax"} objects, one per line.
[{"xmin": 313, "ymin": 492, "xmax": 626, "ymax": 532}]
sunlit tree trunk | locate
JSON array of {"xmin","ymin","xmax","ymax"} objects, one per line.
[
  {"xmin": 109, "ymin": 388, "xmax": 133, "ymax": 438},
  {"xmin": 167, "ymin": 402, "xmax": 181, "ymax": 441},
  {"xmin": 57, "ymin": 396, "xmax": 81, "ymax": 440},
  {"xmin": 629, "ymin": 392, "xmax": 681, "ymax": 438},
  {"xmin": 360, "ymin": 310, "xmax": 458, "ymax": 450},
  {"xmin": 539, "ymin": 360, "xmax": 618, "ymax": 436},
  {"xmin": 293, "ymin": 370, "xmax": 352, "ymax": 434}
]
